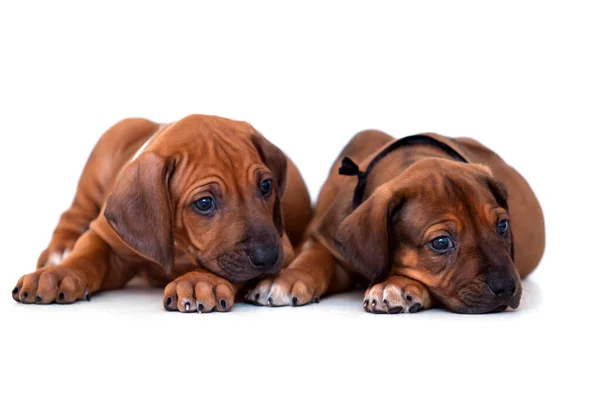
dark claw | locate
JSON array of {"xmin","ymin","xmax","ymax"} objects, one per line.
[
  {"xmin": 388, "ymin": 306, "xmax": 404, "ymax": 314},
  {"xmin": 267, "ymin": 297, "xmax": 273, "ymax": 306},
  {"xmin": 164, "ymin": 296, "xmax": 173, "ymax": 310},
  {"xmin": 313, "ymin": 296, "xmax": 320, "ymax": 304},
  {"xmin": 363, "ymin": 299, "xmax": 369, "ymax": 309},
  {"xmin": 220, "ymin": 299, "xmax": 227, "ymax": 309},
  {"xmin": 184, "ymin": 301, "xmax": 191, "ymax": 311},
  {"xmin": 254, "ymin": 293, "xmax": 260, "ymax": 301},
  {"xmin": 85, "ymin": 292, "xmax": 91, "ymax": 301},
  {"xmin": 409, "ymin": 303, "xmax": 422, "ymax": 313},
  {"xmin": 22, "ymin": 291, "xmax": 28, "ymax": 300},
  {"xmin": 58, "ymin": 292, "xmax": 65, "ymax": 302},
  {"xmin": 12, "ymin": 287, "xmax": 18, "ymax": 295},
  {"xmin": 292, "ymin": 296, "xmax": 298, "ymax": 306},
  {"xmin": 197, "ymin": 303, "xmax": 204, "ymax": 312},
  {"xmin": 406, "ymin": 294, "xmax": 413, "ymax": 302},
  {"xmin": 371, "ymin": 299, "xmax": 377, "ymax": 307},
  {"xmin": 383, "ymin": 299, "xmax": 388, "ymax": 305},
  {"xmin": 35, "ymin": 296, "xmax": 42, "ymax": 304}
]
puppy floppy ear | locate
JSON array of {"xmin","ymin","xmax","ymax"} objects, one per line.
[
  {"xmin": 251, "ymin": 133, "xmax": 287, "ymax": 197},
  {"xmin": 487, "ymin": 176, "xmax": 509, "ymax": 210},
  {"xmin": 334, "ymin": 184, "xmax": 406, "ymax": 283},
  {"xmin": 486, "ymin": 175, "xmax": 515, "ymax": 260},
  {"xmin": 251, "ymin": 133, "xmax": 288, "ymax": 235},
  {"xmin": 104, "ymin": 152, "xmax": 177, "ymax": 271}
]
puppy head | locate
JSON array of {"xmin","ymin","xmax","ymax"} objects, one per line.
[
  {"xmin": 335, "ymin": 158, "xmax": 521, "ymax": 313},
  {"xmin": 104, "ymin": 115, "xmax": 287, "ymax": 283}
]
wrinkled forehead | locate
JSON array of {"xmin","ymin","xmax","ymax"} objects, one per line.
[
  {"xmin": 172, "ymin": 145, "xmax": 267, "ymax": 200},
  {"xmin": 396, "ymin": 172, "xmax": 502, "ymax": 236},
  {"xmin": 410, "ymin": 161, "xmax": 499, "ymax": 207},
  {"xmin": 153, "ymin": 116, "xmax": 268, "ymax": 198},
  {"xmin": 154, "ymin": 115, "xmax": 258, "ymax": 155}
]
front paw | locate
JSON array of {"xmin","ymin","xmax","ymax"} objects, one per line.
[
  {"xmin": 163, "ymin": 272, "xmax": 235, "ymax": 313},
  {"xmin": 12, "ymin": 266, "xmax": 90, "ymax": 304},
  {"xmin": 246, "ymin": 269, "xmax": 320, "ymax": 307},
  {"xmin": 364, "ymin": 276, "xmax": 431, "ymax": 314}
]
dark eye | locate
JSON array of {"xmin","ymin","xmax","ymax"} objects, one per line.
[
  {"xmin": 430, "ymin": 236, "xmax": 454, "ymax": 253},
  {"xmin": 260, "ymin": 179, "xmax": 273, "ymax": 196},
  {"xmin": 193, "ymin": 197, "xmax": 215, "ymax": 214},
  {"xmin": 497, "ymin": 219, "xmax": 510, "ymax": 235}
]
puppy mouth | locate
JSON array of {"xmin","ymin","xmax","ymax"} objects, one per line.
[
  {"xmin": 442, "ymin": 293, "xmax": 520, "ymax": 314},
  {"xmin": 446, "ymin": 277, "xmax": 522, "ymax": 314},
  {"xmin": 214, "ymin": 249, "xmax": 283, "ymax": 283},
  {"xmin": 446, "ymin": 302, "xmax": 510, "ymax": 314},
  {"xmin": 214, "ymin": 254, "xmax": 262, "ymax": 283},
  {"xmin": 190, "ymin": 243, "xmax": 283, "ymax": 283},
  {"xmin": 457, "ymin": 298, "xmax": 519, "ymax": 314}
]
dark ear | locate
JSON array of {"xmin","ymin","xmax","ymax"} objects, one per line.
[
  {"xmin": 487, "ymin": 177, "xmax": 509, "ymax": 210},
  {"xmin": 251, "ymin": 133, "xmax": 288, "ymax": 235},
  {"xmin": 334, "ymin": 185, "xmax": 406, "ymax": 283},
  {"xmin": 104, "ymin": 152, "xmax": 176, "ymax": 271},
  {"xmin": 486, "ymin": 176, "xmax": 515, "ymax": 259}
]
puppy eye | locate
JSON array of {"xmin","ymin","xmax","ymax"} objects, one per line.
[
  {"xmin": 193, "ymin": 197, "xmax": 215, "ymax": 214},
  {"xmin": 497, "ymin": 219, "xmax": 510, "ymax": 235},
  {"xmin": 429, "ymin": 236, "xmax": 454, "ymax": 253},
  {"xmin": 260, "ymin": 179, "xmax": 273, "ymax": 196}
]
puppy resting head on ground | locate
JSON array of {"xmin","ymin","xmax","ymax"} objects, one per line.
[
  {"xmin": 335, "ymin": 158, "xmax": 521, "ymax": 314},
  {"xmin": 104, "ymin": 115, "xmax": 287, "ymax": 282}
]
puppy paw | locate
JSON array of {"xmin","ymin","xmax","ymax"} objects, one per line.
[
  {"xmin": 246, "ymin": 269, "xmax": 319, "ymax": 307},
  {"xmin": 163, "ymin": 271, "xmax": 236, "ymax": 313},
  {"xmin": 12, "ymin": 266, "xmax": 90, "ymax": 304},
  {"xmin": 364, "ymin": 275, "xmax": 431, "ymax": 314}
]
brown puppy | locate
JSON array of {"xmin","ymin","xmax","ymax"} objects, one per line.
[
  {"xmin": 12, "ymin": 115, "xmax": 312, "ymax": 312},
  {"xmin": 248, "ymin": 130, "xmax": 544, "ymax": 314}
]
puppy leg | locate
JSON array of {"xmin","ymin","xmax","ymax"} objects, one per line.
[
  {"xmin": 37, "ymin": 118, "xmax": 160, "ymax": 268},
  {"xmin": 247, "ymin": 239, "xmax": 355, "ymax": 306},
  {"xmin": 13, "ymin": 230, "xmax": 139, "ymax": 304},
  {"xmin": 163, "ymin": 271, "xmax": 243, "ymax": 313},
  {"xmin": 364, "ymin": 275, "xmax": 432, "ymax": 314},
  {"xmin": 37, "ymin": 183, "xmax": 102, "ymax": 269}
]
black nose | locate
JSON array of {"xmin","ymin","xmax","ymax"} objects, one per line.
[
  {"xmin": 247, "ymin": 246, "xmax": 279, "ymax": 269},
  {"xmin": 486, "ymin": 276, "xmax": 517, "ymax": 298}
]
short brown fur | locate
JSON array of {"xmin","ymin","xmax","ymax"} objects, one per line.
[
  {"xmin": 12, "ymin": 115, "xmax": 312, "ymax": 312},
  {"xmin": 248, "ymin": 130, "xmax": 544, "ymax": 314}
]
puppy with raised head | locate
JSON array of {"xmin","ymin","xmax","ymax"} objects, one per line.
[
  {"xmin": 248, "ymin": 131, "xmax": 544, "ymax": 314},
  {"xmin": 12, "ymin": 115, "xmax": 312, "ymax": 312}
]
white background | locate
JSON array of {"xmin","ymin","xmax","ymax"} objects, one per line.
[{"xmin": 1, "ymin": 1, "xmax": 598, "ymax": 399}]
